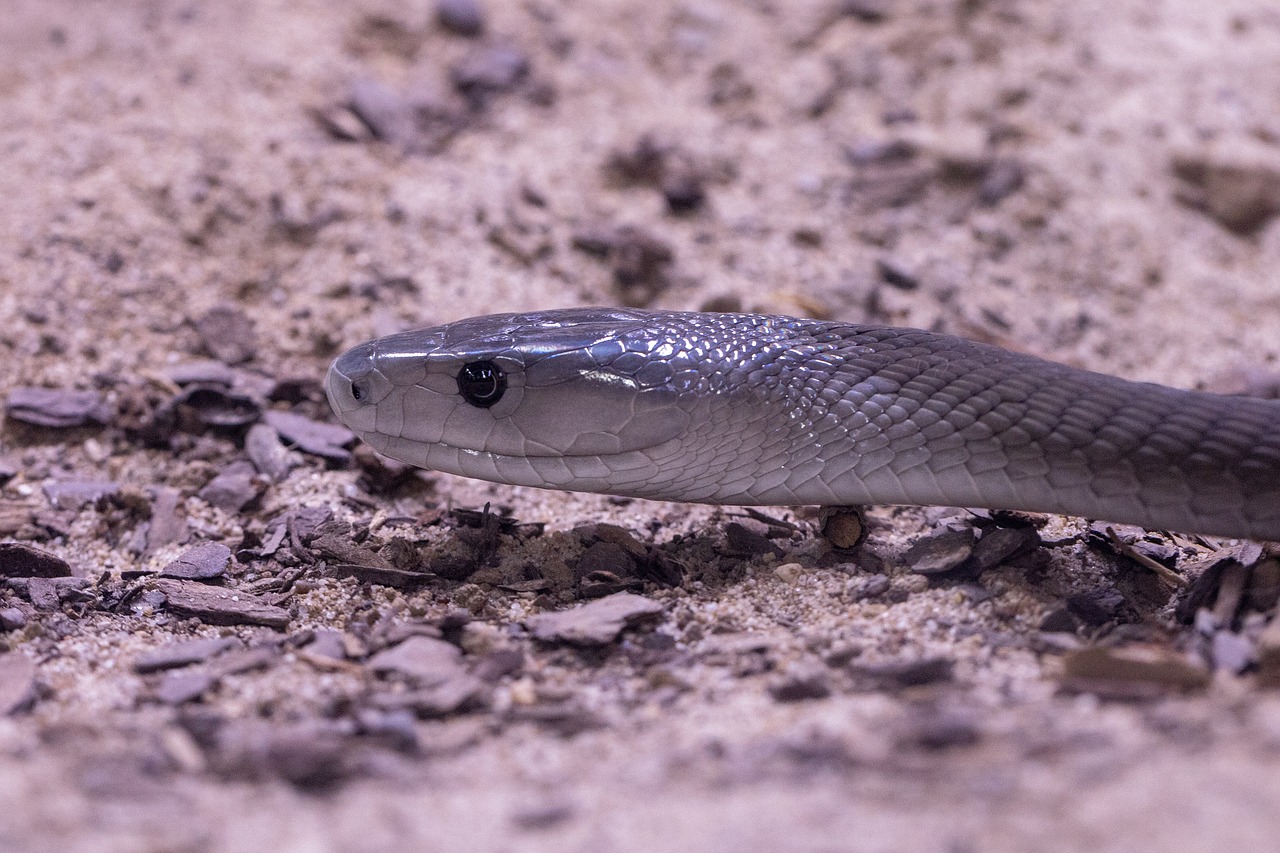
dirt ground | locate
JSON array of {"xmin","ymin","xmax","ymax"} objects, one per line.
[{"xmin": 3, "ymin": 0, "xmax": 1280, "ymax": 850}]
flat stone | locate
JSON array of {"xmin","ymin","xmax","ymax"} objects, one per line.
[
  {"xmin": 905, "ymin": 526, "xmax": 974, "ymax": 575},
  {"xmin": 43, "ymin": 479, "xmax": 120, "ymax": 510},
  {"xmin": 0, "ymin": 542, "xmax": 72, "ymax": 578},
  {"xmin": 5, "ymin": 387, "xmax": 110, "ymax": 428},
  {"xmin": 156, "ymin": 670, "xmax": 217, "ymax": 705},
  {"xmin": 134, "ymin": 637, "xmax": 242, "ymax": 673},
  {"xmin": 159, "ymin": 542, "xmax": 232, "ymax": 581},
  {"xmin": 366, "ymin": 635, "xmax": 465, "ymax": 685},
  {"xmin": 263, "ymin": 410, "xmax": 354, "ymax": 462},
  {"xmin": 197, "ymin": 461, "xmax": 263, "ymax": 512},
  {"xmin": 524, "ymin": 592, "xmax": 664, "ymax": 646},
  {"xmin": 154, "ymin": 578, "xmax": 290, "ymax": 629}
]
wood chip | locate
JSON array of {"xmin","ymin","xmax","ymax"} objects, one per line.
[
  {"xmin": 197, "ymin": 461, "xmax": 263, "ymax": 512},
  {"xmin": 1059, "ymin": 645, "xmax": 1210, "ymax": 699},
  {"xmin": 524, "ymin": 592, "xmax": 664, "ymax": 646},
  {"xmin": 154, "ymin": 578, "xmax": 290, "ymax": 629},
  {"xmin": 244, "ymin": 422, "xmax": 294, "ymax": 481},
  {"xmin": 904, "ymin": 525, "xmax": 975, "ymax": 575}
]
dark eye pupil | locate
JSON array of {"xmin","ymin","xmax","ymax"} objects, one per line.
[
  {"xmin": 457, "ymin": 360, "xmax": 506, "ymax": 408},
  {"xmin": 350, "ymin": 382, "xmax": 362, "ymax": 401}
]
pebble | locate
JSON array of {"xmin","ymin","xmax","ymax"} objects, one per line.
[
  {"xmin": 772, "ymin": 563, "xmax": 804, "ymax": 583},
  {"xmin": 977, "ymin": 159, "xmax": 1025, "ymax": 206},
  {"xmin": 875, "ymin": 256, "xmax": 921, "ymax": 291},
  {"xmin": 723, "ymin": 521, "xmax": 782, "ymax": 557},
  {"xmin": 1066, "ymin": 586, "xmax": 1126, "ymax": 626},
  {"xmin": 0, "ymin": 608, "xmax": 27, "ymax": 631},
  {"xmin": 366, "ymin": 635, "xmax": 465, "ymax": 686},
  {"xmin": 156, "ymin": 670, "xmax": 217, "ymax": 705},
  {"xmin": 769, "ymin": 670, "xmax": 831, "ymax": 702}
]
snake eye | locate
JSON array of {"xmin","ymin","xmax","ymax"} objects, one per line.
[
  {"xmin": 350, "ymin": 381, "xmax": 363, "ymax": 401},
  {"xmin": 457, "ymin": 360, "xmax": 506, "ymax": 408}
]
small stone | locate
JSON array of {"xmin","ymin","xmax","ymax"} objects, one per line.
[
  {"xmin": 773, "ymin": 563, "xmax": 805, "ymax": 583},
  {"xmin": 349, "ymin": 77, "xmax": 415, "ymax": 145},
  {"xmin": 661, "ymin": 170, "xmax": 705, "ymax": 214},
  {"xmin": 1039, "ymin": 607, "xmax": 1081, "ymax": 634},
  {"xmin": 175, "ymin": 386, "xmax": 263, "ymax": 429},
  {"xmin": 134, "ymin": 637, "xmax": 241, "ymax": 673},
  {"xmin": 371, "ymin": 676, "xmax": 486, "ymax": 718},
  {"xmin": 845, "ymin": 574, "xmax": 890, "ymax": 600},
  {"xmin": 1067, "ymin": 586, "xmax": 1126, "ymax": 626},
  {"xmin": 839, "ymin": 0, "xmax": 890, "ymax": 23},
  {"xmin": 850, "ymin": 657, "xmax": 954, "ymax": 688},
  {"xmin": 524, "ymin": 592, "xmax": 664, "ymax": 646},
  {"xmin": 436, "ymin": 0, "xmax": 485, "ymax": 37},
  {"xmin": 977, "ymin": 159, "xmax": 1025, "ymax": 206},
  {"xmin": 303, "ymin": 629, "xmax": 347, "ymax": 661},
  {"xmin": 154, "ymin": 578, "xmax": 290, "ymax": 629},
  {"xmin": 450, "ymin": 43, "xmax": 529, "ymax": 95},
  {"xmin": 5, "ymin": 387, "xmax": 110, "ymax": 428},
  {"xmin": 0, "ymin": 654, "xmax": 37, "ymax": 715},
  {"xmin": 197, "ymin": 461, "xmax": 263, "ymax": 512},
  {"xmin": 1172, "ymin": 147, "xmax": 1280, "ymax": 233},
  {"xmin": 42, "ymin": 479, "xmax": 120, "ymax": 510},
  {"xmin": 769, "ymin": 670, "xmax": 831, "ymax": 702},
  {"xmin": 156, "ymin": 670, "xmax": 217, "ymax": 705},
  {"xmin": 723, "ymin": 521, "xmax": 782, "ymax": 557},
  {"xmin": 575, "ymin": 541, "xmax": 637, "ymax": 583},
  {"xmin": 146, "ymin": 487, "xmax": 188, "ymax": 552},
  {"xmin": 194, "ymin": 305, "xmax": 257, "ymax": 365},
  {"xmin": 244, "ymin": 423, "xmax": 293, "ymax": 481},
  {"xmin": 0, "ymin": 542, "xmax": 72, "ymax": 578},
  {"xmin": 166, "ymin": 361, "xmax": 235, "ymax": 387},
  {"xmin": 904, "ymin": 526, "xmax": 974, "ymax": 575},
  {"xmin": 971, "ymin": 525, "xmax": 1040, "ymax": 571},
  {"xmin": 263, "ymin": 410, "xmax": 355, "ymax": 462},
  {"xmin": 0, "ymin": 608, "xmax": 27, "ymax": 631},
  {"xmin": 159, "ymin": 542, "xmax": 232, "ymax": 581},
  {"xmin": 474, "ymin": 647, "xmax": 525, "ymax": 682},
  {"xmin": 875, "ymin": 256, "xmax": 920, "ymax": 291},
  {"xmin": 366, "ymin": 635, "xmax": 464, "ymax": 685}
]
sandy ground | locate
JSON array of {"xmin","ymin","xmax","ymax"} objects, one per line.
[{"xmin": 3, "ymin": 0, "xmax": 1280, "ymax": 850}]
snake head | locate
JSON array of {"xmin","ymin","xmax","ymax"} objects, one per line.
[{"xmin": 325, "ymin": 310, "xmax": 696, "ymax": 492}]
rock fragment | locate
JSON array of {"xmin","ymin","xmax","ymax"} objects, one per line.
[
  {"xmin": 905, "ymin": 526, "xmax": 974, "ymax": 575},
  {"xmin": 154, "ymin": 578, "xmax": 290, "ymax": 629},
  {"xmin": 42, "ymin": 479, "xmax": 120, "ymax": 510},
  {"xmin": 159, "ymin": 542, "xmax": 232, "ymax": 581},
  {"xmin": 437, "ymin": 0, "xmax": 484, "ymax": 36},
  {"xmin": 0, "ymin": 542, "xmax": 72, "ymax": 578},
  {"xmin": 195, "ymin": 305, "xmax": 257, "ymax": 365},
  {"xmin": 5, "ymin": 387, "xmax": 110, "ymax": 428},
  {"xmin": 134, "ymin": 637, "xmax": 241, "ymax": 673},
  {"xmin": 263, "ymin": 410, "xmax": 354, "ymax": 462},
  {"xmin": 524, "ymin": 592, "xmax": 664, "ymax": 646}
]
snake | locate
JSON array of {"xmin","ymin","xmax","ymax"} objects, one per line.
[{"xmin": 325, "ymin": 308, "xmax": 1280, "ymax": 541}]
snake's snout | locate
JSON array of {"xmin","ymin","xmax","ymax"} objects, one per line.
[{"xmin": 326, "ymin": 343, "xmax": 393, "ymax": 434}]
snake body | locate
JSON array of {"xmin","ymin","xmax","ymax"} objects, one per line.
[{"xmin": 326, "ymin": 309, "xmax": 1280, "ymax": 540}]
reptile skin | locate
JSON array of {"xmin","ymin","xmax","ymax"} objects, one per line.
[{"xmin": 326, "ymin": 309, "xmax": 1280, "ymax": 540}]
